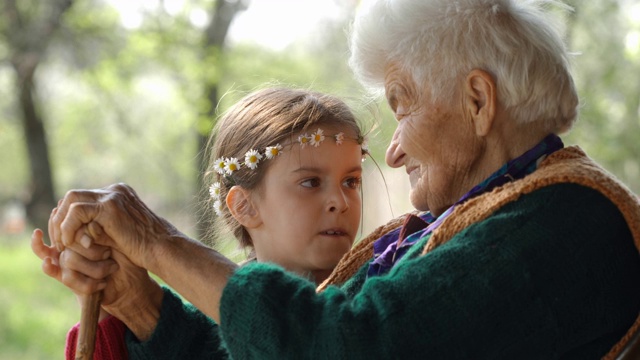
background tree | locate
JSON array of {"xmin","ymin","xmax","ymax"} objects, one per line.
[
  {"xmin": 1, "ymin": 1, "xmax": 639, "ymax": 358},
  {"xmin": 195, "ymin": 0, "xmax": 249, "ymax": 241},
  {"xmin": 1, "ymin": 0, "xmax": 74, "ymax": 233}
]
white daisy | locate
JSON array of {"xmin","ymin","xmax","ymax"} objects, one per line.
[
  {"xmin": 265, "ymin": 144, "xmax": 282, "ymax": 159},
  {"xmin": 209, "ymin": 182, "xmax": 221, "ymax": 200},
  {"xmin": 213, "ymin": 200, "xmax": 223, "ymax": 216},
  {"xmin": 310, "ymin": 129, "xmax": 325, "ymax": 147},
  {"xmin": 297, "ymin": 133, "xmax": 310, "ymax": 148},
  {"xmin": 244, "ymin": 149, "xmax": 263, "ymax": 170},
  {"xmin": 214, "ymin": 157, "xmax": 226, "ymax": 175},
  {"xmin": 335, "ymin": 132, "xmax": 345, "ymax": 145},
  {"xmin": 224, "ymin": 157, "xmax": 241, "ymax": 175}
]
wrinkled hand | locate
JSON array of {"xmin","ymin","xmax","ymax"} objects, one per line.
[
  {"xmin": 31, "ymin": 226, "xmax": 114, "ymax": 296},
  {"xmin": 31, "ymin": 225, "xmax": 164, "ymax": 339},
  {"xmin": 49, "ymin": 183, "xmax": 180, "ymax": 270},
  {"xmin": 46, "ymin": 183, "xmax": 236, "ymax": 324}
]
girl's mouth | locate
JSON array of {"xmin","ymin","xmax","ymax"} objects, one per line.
[{"xmin": 322, "ymin": 230, "xmax": 346, "ymax": 236}]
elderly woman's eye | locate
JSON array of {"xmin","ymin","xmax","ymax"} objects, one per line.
[{"xmin": 394, "ymin": 104, "xmax": 410, "ymax": 121}]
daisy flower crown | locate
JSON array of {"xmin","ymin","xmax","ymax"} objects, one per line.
[{"xmin": 209, "ymin": 128, "xmax": 368, "ymax": 216}]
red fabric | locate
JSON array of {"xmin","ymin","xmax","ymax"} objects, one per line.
[{"xmin": 65, "ymin": 315, "xmax": 129, "ymax": 359}]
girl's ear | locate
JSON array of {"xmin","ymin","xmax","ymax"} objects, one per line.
[{"xmin": 226, "ymin": 186, "xmax": 262, "ymax": 229}]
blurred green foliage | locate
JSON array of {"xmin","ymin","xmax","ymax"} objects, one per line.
[
  {"xmin": 563, "ymin": 0, "xmax": 640, "ymax": 187},
  {"xmin": 0, "ymin": 0, "xmax": 639, "ymax": 358},
  {"xmin": 0, "ymin": 236, "xmax": 78, "ymax": 359}
]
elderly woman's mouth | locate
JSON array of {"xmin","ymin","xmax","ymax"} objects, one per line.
[{"xmin": 406, "ymin": 166, "xmax": 418, "ymax": 175}]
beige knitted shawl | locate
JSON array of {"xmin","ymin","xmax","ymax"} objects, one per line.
[{"xmin": 316, "ymin": 146, "xmax": 640, "ymax": 359}]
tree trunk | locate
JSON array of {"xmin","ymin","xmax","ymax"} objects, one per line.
[
  {"xmin": 2, "ymin": 0, "xmax": 74, "ymax": 235},
  {"xmin": 195, "ymin": 0, "xmax": 248, "ymax": 242},
  {"xmin": 14, "ymin": 62, "xmax": 57, "ymax": 234}
]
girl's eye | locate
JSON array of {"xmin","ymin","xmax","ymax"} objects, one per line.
[
  {"xmin": 343, "ymin": 177, "xmax": 362, "ymax": 190},
  {"xmin": 300, "ymin": 178, "xmax": 321, "ymax": 188}
]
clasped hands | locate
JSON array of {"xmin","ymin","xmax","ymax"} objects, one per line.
[{"xmin": 31, "ymin": 183, "xmax": 169, "ymax": 339}]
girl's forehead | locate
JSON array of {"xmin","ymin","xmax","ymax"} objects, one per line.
[
  {"xmin": 279, "ymin": 126, "xmax": 360, "ymax": 148},
  {"xmin": 274, "ymin": 139, "xmax": 364, "ymax": 170}
]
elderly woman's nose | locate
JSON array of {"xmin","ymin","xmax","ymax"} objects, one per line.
[{"xmin": 385, "ymin": 127, "xmax": 405, "ymax": 168}]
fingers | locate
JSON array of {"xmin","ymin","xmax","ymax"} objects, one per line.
[
  {"xmin": 69, "ymin": 227, "xmax": 111, "ymax": 261},
  {"xmin": 87, "ymin": 221, "xmax": 106, "ymax": 248},
  {"xmin": 31, "ymin": 228, "xmax": 58, "ymax": 261},
  {"xmin": 42, "ymin": 256, "xmax": 62, "ymax": 282},
  {"xmin": 51, "ymin": 189, "xmax": 105, "ymax": 251},
  {"xmin": 31, "ymin": 229, "xmax": 63, "ymax": 282},
  {"xmin": 59, "ymin": 248, "xmax": 118, "ymax": 295},
  {"xmin": 60, "ymin": 247, "xmax": 118, "ymax": 281},
  {"xmin": 60, "ymin": 202, "xmax": 101, "ymax": 248},
  {"xmin": 50, "ymin": 183, "xmax": 151, "ymax": 266},
  {"xmin": 48, "ymin": 206, "xmax": 58, "ymax": 250},
  {"xmin": 60, "ymin": 268, "xmax": 108, "ymax": 295}
]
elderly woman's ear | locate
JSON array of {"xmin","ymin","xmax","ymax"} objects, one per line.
[{"xmin": 464, "ymin": 69, "xmax": 497, "ymax": 137}]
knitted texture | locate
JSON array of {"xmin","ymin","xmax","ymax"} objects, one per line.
[
  {"xmin": 420, "ymin": 146, "xmax": 640, "ymax": 360},
  {"xmin": 316, "ymin": 213, "xmax": 411, "ymax": 292},
  {"xmin": 126, "ymin": 287, "xmax": 227, "ymax": 360},
  {"xmin": 318, "ymin": 146, "xmax": 640, "ymax": 359},
  {"xmin": 423, "ymin": 146, "xmax": 640, "ymax": 255},
  {"xmin": 221, "ymin": 182, "xmax": 640, "ymax": 358}
]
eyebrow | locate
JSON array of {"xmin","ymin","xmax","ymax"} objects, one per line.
[{"xmin": 293, "ymin": 165, "xmax": 363, "ymax": 174}]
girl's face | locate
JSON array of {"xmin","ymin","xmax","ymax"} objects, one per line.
[{"xmin": 248, "ymin": 127, "xmax": 363, "ymax": 283}]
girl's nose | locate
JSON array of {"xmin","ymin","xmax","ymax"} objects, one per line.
[{"xmin": 327, "ymin": 187, "xmax": 349, "ymax": 213}]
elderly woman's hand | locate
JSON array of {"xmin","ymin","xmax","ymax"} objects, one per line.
[
  {"xmin": 49, "ymin": 183, "xmax": 180, "ymax": 271},
  {"xmin": 49, "ymin": 183, "xmax": 237, "ymax": 323},
  {"xmin": 31, "ymin": 226, "xmax": 164, "ymax": 341}
]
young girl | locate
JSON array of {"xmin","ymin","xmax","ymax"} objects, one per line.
[{"xmin": 31, "ymin": 87, "xmax": 369, "ymax": 359}]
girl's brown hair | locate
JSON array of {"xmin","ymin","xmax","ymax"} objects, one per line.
[{"xmin": 201, "ymin": 87, "xmax": 364, "ymax": 250}]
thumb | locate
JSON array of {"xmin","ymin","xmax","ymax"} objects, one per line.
[
  {"xmin": 87, "ymin": 220, "xmax": 116, "ymax": 249},
  {"xmin": 60, "ymin": 202, "xmax": 101, "ymax": 248}
]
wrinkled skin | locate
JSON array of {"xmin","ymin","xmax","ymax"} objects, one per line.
[
  {"xmin": 44, "ymin": 183, "xmax": 237, "ymax": 323},
  {"xmin": 49, "ymin": 183, "xmax": 180, "ymax": 270},
  {"xmin": 31, "ymin": 220, "xmax": 164, "ymax": 340}
]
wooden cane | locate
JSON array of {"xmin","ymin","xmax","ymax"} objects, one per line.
[
  {"xmin": 75, "ymin": 291, "xmax": 103, "ymax": 360},
  {"xmin": 75, "ymin": 223, "xmax": 104, "ymax": 360}
]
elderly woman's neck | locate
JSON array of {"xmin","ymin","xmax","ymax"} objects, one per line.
[{"xmin": 483, "ymin": 115, "xmax": 551, "ymax": 175}]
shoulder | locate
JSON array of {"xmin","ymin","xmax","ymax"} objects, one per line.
[
  {"xmin": 444, "ymin": 183, "xmax": 636, "ymax": 274},
  {"xmin": 499, "ymin": 182, "xmax": 620, "ymax": 219},
  {"xmin": 430, "ymin": 146, "xmax": 640, "ymax": 255},
  {"xmin": 467, "ymin": 183, "xmax": 627, "ymax": 241}
]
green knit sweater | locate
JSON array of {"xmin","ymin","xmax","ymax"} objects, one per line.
[
  {"xmin": 127, "ymin": 183, "xmax": 640, "ymax": 359},
  {"xmin": 220, "ymin": 184, "xmax": 640, "ymax": 359},
  {"xmin": 126, "ymin": 286, "xmax": 228, "ymax": 359}
]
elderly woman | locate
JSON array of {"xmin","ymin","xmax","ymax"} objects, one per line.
[{"xmin": 45, "ymin": 0, "xmax": 640, "ymax": 358}]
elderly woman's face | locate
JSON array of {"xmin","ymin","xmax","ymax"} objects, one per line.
[{"xmin": 383, "ymin": 64, "xmax": 483, "ymax": 216}]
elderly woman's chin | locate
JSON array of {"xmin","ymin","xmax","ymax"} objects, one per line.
[
  {"xmin": 408, "ymin": 182, "xmax": 450, "ymax": 215},
  {"xmin": 406, "ymin": 170, "xmax": 428, "ymax": 210},
  {"xmin": 408, "ymin": 189, "xmax": 431, "ymax": 213}
]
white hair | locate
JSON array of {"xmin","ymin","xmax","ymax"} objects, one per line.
[{"xmin": 349, "ymin": 0, "xmax": 579, "ymax": 133}]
